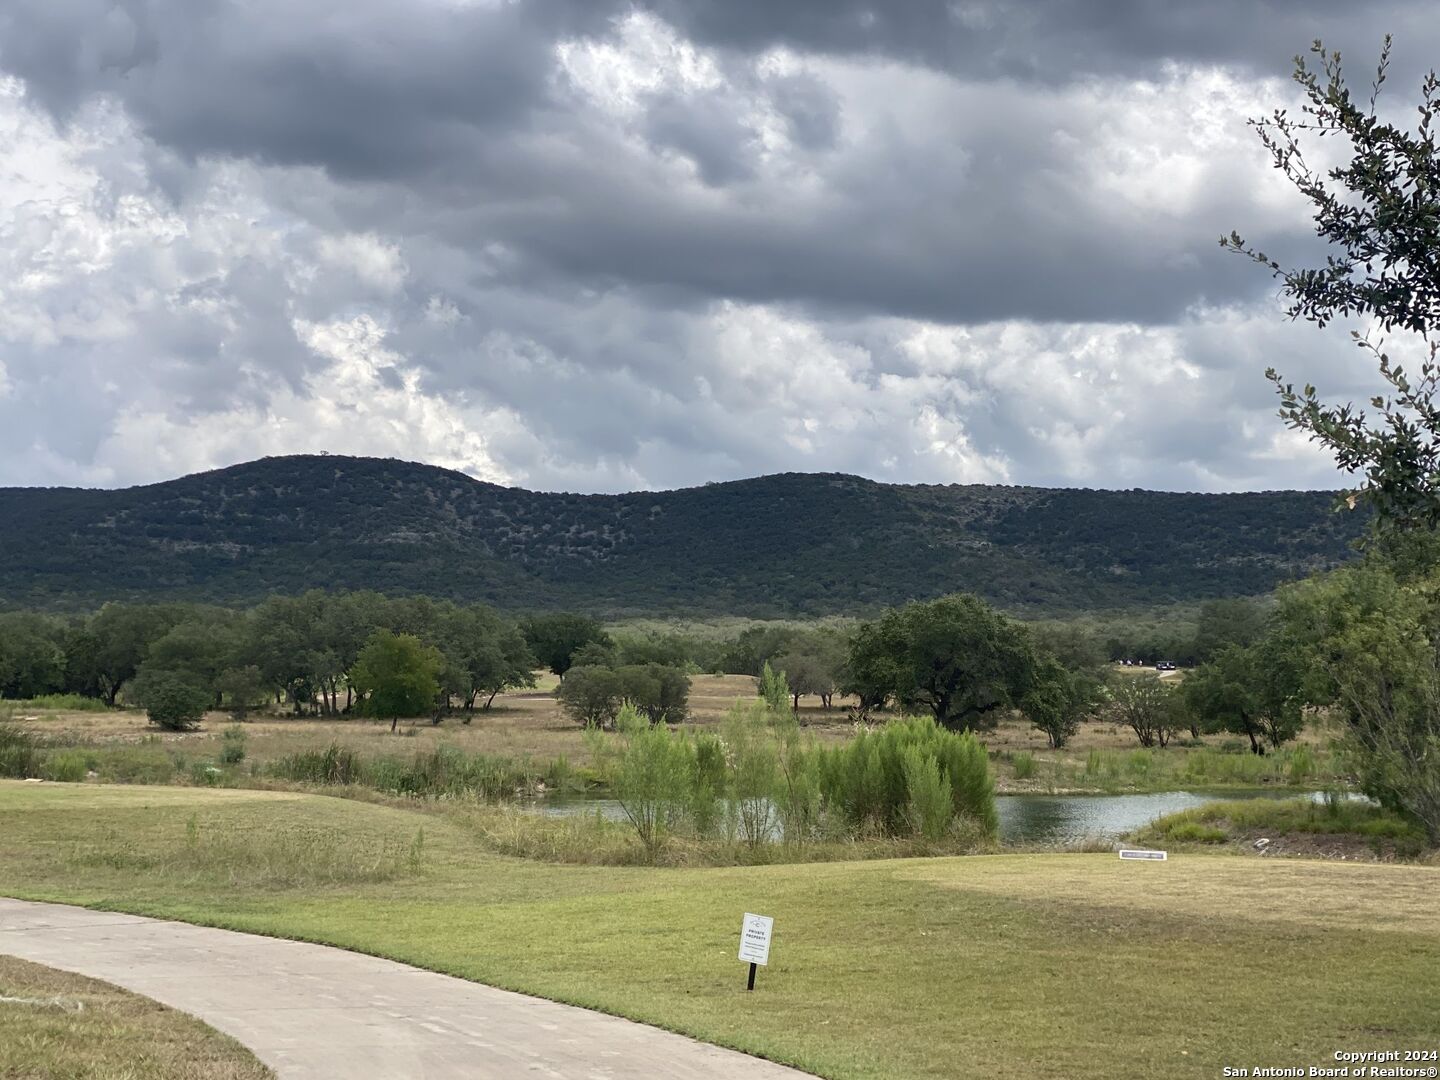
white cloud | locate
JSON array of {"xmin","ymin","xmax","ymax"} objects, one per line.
[{"xmin": 0, "ymin": 10, "xmax": 1387, "ymax": 497}]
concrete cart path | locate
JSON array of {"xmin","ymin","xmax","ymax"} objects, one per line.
[{"xmin": 0, "ymin": 898, "xmax": 812, "ymax": 1080}]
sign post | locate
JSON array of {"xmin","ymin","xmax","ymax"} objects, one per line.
[{"xmin": 738, "ymin": 913, "xmax": 773, "ymax": 991}]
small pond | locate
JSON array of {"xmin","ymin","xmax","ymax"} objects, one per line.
[{"xmin": 527, "ymin": 789, "xmax": 1340, "ymax": 847}]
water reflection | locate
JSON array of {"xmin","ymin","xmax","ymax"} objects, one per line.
[{"xmin": 530, "ymin": 789, "xmax": 1334, "ymax": 846}]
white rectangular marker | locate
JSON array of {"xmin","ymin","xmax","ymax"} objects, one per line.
[
  {"xmin": 1118, "ymin": 849, "xmax": 1168, "ymax": 861},
  {"xmin": 738, "ymin": 913, "xmax": 773, "ymax": 966}
]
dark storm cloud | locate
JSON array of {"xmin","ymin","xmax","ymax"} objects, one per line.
[
  {"xmin": 634, "ymin": 0, "xmax": 1435, "ymax": 85},
  {"xmin": 0, "ymin": 0, "xmax": 1432, "ymax": 493},
  {"xmin": 2, "ymin": 0, "xmax": 1431, "ymax": 326},
  {"xmin": 0, "ymin": 0, "xmax": 596, "ymax": 179}
]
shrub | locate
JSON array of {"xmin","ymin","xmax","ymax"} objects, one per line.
[
  {"xmin": 903, "ymin": 747, "xmax": 953, "ymax": 840},
  {"xmin": 815, "ymin": 716, "xmax": 997, "ymax": 838},
  {"xmin": 688, "ymin": 731, "xmax": 728, "ymax": 836},
  {"xmin": 190, "ymin": 761, "xmax": 223, "ymax": 786},
  {"xmin": 722, "ymin": 702, "xmax": 779, "ymax": 846},
  {"xmin": 611, "ymin": 703, "xmax": 694, "ymax": 859},
  {"xmin": 1012, "ymin": 751, "xmax": 1036, "ymax": 780},
  {"xmin": 219, "ymin": 726, "xmax": 247, "ymax": 765},
  {"xmin": 133, "ymin": 671, "xmax": 212, "ymax": 731},
  {"xmin": 1288, "ymin": 744, "xmax": 1314, "ymax": 783}
]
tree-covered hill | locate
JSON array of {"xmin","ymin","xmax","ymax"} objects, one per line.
[{"xmin": 0, "ymin": 455, "xmax": 1365, "ymax": 616}]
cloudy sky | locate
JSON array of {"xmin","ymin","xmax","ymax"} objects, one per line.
[{"xmin": 0, "ymin": 1, "xmax": 1433, "ymax": 494}]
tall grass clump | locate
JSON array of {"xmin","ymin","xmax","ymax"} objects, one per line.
[
  {"xmin": 815, "ymin": 716, "xmax": 997, "ymax": 839},
  {"xmin": 267, "ymin": 741, "xmax": 542, "ymax": 799},
  {"xmin": 1011, "ymin": 751, "xmax": 1036, "ymax": 780},
  {"xmin": 268, "ymin": 744, "xmax": 362, "ymax": 786},
  {"xmin": 0, "ymin": 722, "xmax": 40, "ymax": 778},
  {"xmin": 39, "ymin": 750, "xmax": 90, "ymax": 783},
  {"xmin": 0, "ymin": 694, "xmax": 111, "ymax": 713}
]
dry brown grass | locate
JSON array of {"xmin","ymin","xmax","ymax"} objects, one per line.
[
  {"xmin": 0, "ymin": 954, "xmax": 272, "ymax": 1079},
  {"xmin": 19, "ymin": 672, "xmax": 1219, "ymax": 759}
]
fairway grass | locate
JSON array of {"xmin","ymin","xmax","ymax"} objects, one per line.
[
  {"xmin": 0, "ymin": 782, "xmax": 1435, "ymax": 1080},
  {"xmin": 0, "ymin": 953, "xmax": 272, "ymax": 1079}
]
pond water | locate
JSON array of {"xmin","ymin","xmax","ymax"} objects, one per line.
[{"xmin": 527, "ymin": 789, "xmax": 1330, "ymax": 847}]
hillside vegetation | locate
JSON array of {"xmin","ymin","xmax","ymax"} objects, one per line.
[{"xmin": 0, "ymin": 455, "xmax": 1363, "ymax": 615}]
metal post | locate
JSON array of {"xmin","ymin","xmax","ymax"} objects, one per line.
[{"xmin": 746, "ymin": 962, "xmax": 757, "ymax": 991}]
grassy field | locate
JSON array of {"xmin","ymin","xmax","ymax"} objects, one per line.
[
  {"xmin": 0, "ymin": 953, "xmax": 272, "ymax": 1079},
  {"xmin": 0, "ymin": 782, "xmax": 1435, "ymax": 1080},
  {"xmin": 3, "ymin": 671, "xmax": 1346, "ymax": 797}
]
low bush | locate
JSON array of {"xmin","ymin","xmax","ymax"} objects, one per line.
[{"xmin": 219, "ymin": 727, "xmax": 247, "ymax": 766}]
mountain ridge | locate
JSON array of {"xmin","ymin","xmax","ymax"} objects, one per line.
[{"xmin": 0, "ymin": 454, "xmax": 1365, "ymax": 616}]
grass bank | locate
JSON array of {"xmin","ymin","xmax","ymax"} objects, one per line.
[
  {"xmin": 0, "ymin": 953, "xmax": 272, "ymax": 1079},
  {"xmin": 1135, "ymin": 796, "xmax": 1431, "ymax": 860},
  {"xmin": 0, "ymin": 782, "xmax": 1436, "ymax": 1080}
]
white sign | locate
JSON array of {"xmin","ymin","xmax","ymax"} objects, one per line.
[
  {"xmin": 1118, "ymin": 849, "xmax": 1168, "ymax": 861},
  {"xmin": 738, "ymin": 913, "xmax": 773, "ymax": 966}
]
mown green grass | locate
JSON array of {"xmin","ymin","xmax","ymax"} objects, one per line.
[
  {"xmin": 0, "ymin": 954, "xmax": 272, "ymax": 1079},
  {"xmin": 0, "ymin": 782, "xmax": 1436, "ymax": 1080}
]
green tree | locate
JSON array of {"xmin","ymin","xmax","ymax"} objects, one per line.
[
  {"xmin": 521, "ymin": 614, "xmax": 610, "ymax": 679},
  {"xmin": 1109, "ymin": 674, "xmax": 1183, "ymax": 749},
  {"xmin": 617, "ymin": 664, "xmax": 691, "ymax": 724},
  {"xmin": 772, "ymin": 638, "xmax": 845, "ymax": 711},
  {"xmin": 80, "ymin": 604, "xmax": 182, "ymax": 705},
  {"xmin": 556, "ymin": 665, "xmax": 626, "ymax": 727},
  {"xmin": 1193, "ymin": 598, "xmax": 1269, "ymax": 663},
  {"xmin": 0, "ymin": 613, "xmax": 66, "ymax": 699},
  {"xmin": 1021, "ymin": 658, "xmax": 1099, "ymax": 749},
  {"xmin": 1277, "ymin": 561, "xmax": 1440, "ymax": 842},
  {"xmin": 217, "ymin": 665, "xmax": 269, "ymax": 720},
  {"xmin": 1224, "ymin": 37, "xmax": 1440, "ymax": 533},
  {"xmin": 464, "ymin": 621, "xmax": 537, "ymax": 713},
  {"xmin": 1182, "ymin": 640, "xmax": 1305, "ymax": 754},
  {"xmin": 349, "ymin": 631, "xmax": 444, "ymax": 733},
  {"xmin": 844, "ymin": 594, "xmax": 1038, "ymax": 731}
]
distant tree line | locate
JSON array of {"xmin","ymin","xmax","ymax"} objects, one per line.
[
  {"xmin": 0, "ymin": 587, "xmax": 1285, "ymax": 748},
  {"xmin": 0, "ymin": 593, "xmax": 537, "ymax": 731}
]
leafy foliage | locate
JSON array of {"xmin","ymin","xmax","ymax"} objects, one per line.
[
  {"xmin": 131, "ymin": 669, "xmax": 212, "ymax": 732},
  {"xmin": 1182, "ymin": 638, "xmax": 1305, "ymax": 753},
  {"xmin": 349, "ymin": 631, "xmax": 444, "ymax": 728},
  {"xmin": 1107, "ymin": 674, "xmax": 1184, "ymax": 749},
  {"xmin": 1224, "ymin": 37, "xmax": 1440, "ymax": 533},
  {"xmin": 845, "ymin": 593, "xmax": 1038, "ymax": 731}
]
